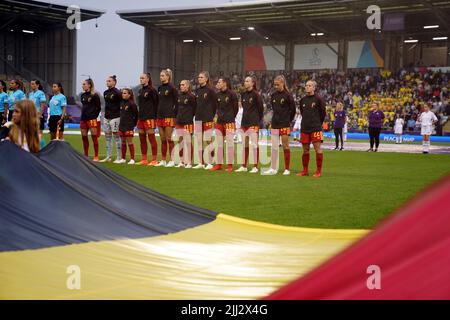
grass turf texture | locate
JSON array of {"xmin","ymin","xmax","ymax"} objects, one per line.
[{"xmin": 46, "ymin": 134, "xmax": 450, "ymax": 230}]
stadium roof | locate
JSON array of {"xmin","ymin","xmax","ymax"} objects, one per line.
[
  {"xmin": 117, "ymin": 0, "xmax": 450, "ymax": 42},
  {"xmin": 0, "ymin": 0, "xmax": 105, "ymax": 32}
]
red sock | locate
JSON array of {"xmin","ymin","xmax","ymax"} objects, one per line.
[
  {"xmin": 97, "ymin": 121, "xmax": 101, "ymax": 138},
  {"xmin": 121, "ymin": 143, "xmax": 127, "ymax": 159},
  {"xmin": 316, "ymin": 152, "xmax": 323, "ymax": 173},
  {"xmin": 284, "ymin": 149, "xmax": 290, "ymax": 170},
  {"xmin": 271, "ymin": 145, "xmax": 278, "ymax": 170},
  {"xmin": 217, "ymin": 143, "xmax": 224, "ymax": 165},
  {"xmin": 82, "ymin": 135, "xmax": 89, "ymax": 156},
  {"xmin": 255, "ymin": 146, "xmax": 259, "ymax": 168},
  {"xmin": 198, "ymin": 142, "xmax": 204, "ymax": 164},
  {"xmin": 227, "ymin": 145, "xmax": 234, "ymax": 165},
  {"xmin": 139, "ymin": 134, "xmax": 147, "ymax": 161},
  {"xmin": 179, "ymin": 143, "xmax": 184, "ymax": 160},
  {"xmin": 168, "ymin": 141, "xmax": 174, "ymax": 161},
  {"xmin": 129, "ymin": 143, "xmax": 135, "ymax": 160},
  {"xmin": 244, "ymin": 146, "xmax": 249, "ymax": 167},
  {"xmin": 92, "ymin": 135, "xmax": 99, "ymax": 158},
  {"xmin": 302, "ymin": 153, "xmax": 310, "ymax": 172},
  {"xmin": 210, "ymin": 148, "xmax": 215, "ymax": 164},
  {"xmin": 161, "ymin": 140, "xmax": 167, "ymax": 161},
  {"xmin": 148, "ymin": 133, "xmax": 157, "ymax": 161}
]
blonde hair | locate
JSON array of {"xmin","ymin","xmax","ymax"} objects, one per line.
[
  {"xmin": 84, "ymin": 78, "xmax": 95, "ymax": 94},
  {"xmin": 180, "ymin": 80, "xmax": 191, "ymax": 91},
  {"xmin": 9, "ymin": 100, "xmax": 40, "ymax": 153},
  {"xmin": 161, "ymin": 69, "xmax": 173, "ymax": 83},
  {"xmin": 199, "ymin": 71, "xmax": 210, "ymax": 86},
  {"xmin": 336, "ymin": 102, "xmax": 344, "ymax": 111},
  {"xmin": 274, "ymin": 75, "xmax": 289, "ymax": 92},
  {"xmin": 306, "ymin": 80, "xmax": 317, "ymax": 89}
]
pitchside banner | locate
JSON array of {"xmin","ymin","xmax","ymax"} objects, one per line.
[
  {"xmin": 293, "ymin": 43, "xmax": 338, "ymax": 70},
  {"xmin": 321, "ymin": 132, "xmax": 450, "ymax": 143},
  {"xmin": 245, "ymin": 46, "xmax": 285, "ymax": 71},
  {"xmin": 347, "ymin": 40, "xmax": 385, "ymax": 68}
]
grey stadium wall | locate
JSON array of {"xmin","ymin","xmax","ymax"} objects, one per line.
[
  {"xmin": 144, "ymin": 27, "xmax": 247, "ymax": 84},
  {"xmin": 0, "ymin": 27, "xmax": 77, "ymax": 99}
]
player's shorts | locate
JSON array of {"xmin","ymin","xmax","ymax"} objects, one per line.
[
  {"xmin": 80, "ymin": 119, "xmax": 98, "ymax": 130},
  {"xmin": 201, "ymin": 121, "xmax": 214, "ymax": 132},
  {"xmin": 157, "ymin": 117, "xmax": 175, "ymax": 127},
  {"xmin": 48, "ymin": 115, "xmax": 64, "ymax": 133},
  {"xmin": 137, "ymin": 119, "xmax": 156, "ymax": 131},
  {"xmin": 300, "ymin": 131, "xmax": 323, "ymax": 144},
  {"xmin": 176, "ymin": 124, "xmax": 193, "ymax": 134},
  {"xmin": 293, "ymin": 120, "xmax": 301, "ymax": 131},
  {"xmin": 241, "ymin": 126, "xmax": 259, "ymax": 134},
  {"xmin": 119, "ymin": 130, "xmax": 134, "ymax": 137},
  {"xmin": 104, "ymin": 117, "xmax": 120, "ymax": 134},
  {"xmin": 272, "ymin": 127, "xmax": 291, "ymax": 136},
  {"xmin": 421, "ymin": 125, "xmax": 432, "ymax": 136},
  {"xmin": 216, "ymin": 122, "xmax": 236, "ymax": 136}
]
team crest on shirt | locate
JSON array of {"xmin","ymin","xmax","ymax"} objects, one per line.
[
  {"xmin": 165, "ymin": 90, "xmax": 169, "ymax": 96},
  {"xmin": 184, "ymin": 98, "xmax": 188, "ymax": 104},
  {"xmin": 225, "ymin": 97, "xmax": 229, "ymax": 103},
  {"xmin": 249, "ymin": 98, "xmax": 253, "ymax": 103},
  {"xmin": 203, "ymin": 93, "xmax": 207, "ymax": 99},
  {"xmin": 88, "ymin": 97, "xmax": 92, "ymax": 103},
  {"xmin": 311, "ymin": 102, "xmax": 316, "ymax": 108},
  {"xmin": 110, "ymin": 94, "xmax": 114, "ymax": 99},
  {"xmin": 54, "ymin": 100, "xmax": 59, "ymax": 106},
  {"xmin": 281, "ymin": 98, "xmax": 285, "ymax": 104},
  {"xmin": 272, "ymin": 99, "xmax": 276, "ymax": 104},
  {"xmin": 144, "ymin": 92, "xmax": 149, "ymax": 98}
]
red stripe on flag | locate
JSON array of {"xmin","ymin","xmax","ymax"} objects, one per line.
[
  {"xmin": 266, "ymin": 175, "xmax": 450, "ymax": 300},
  {"xmin": 245, "ymin": 47, "xmax": 267, "ymax": 71}
]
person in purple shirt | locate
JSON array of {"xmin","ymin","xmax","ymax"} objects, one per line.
[
  {"xmin": 333, "ymin": 102, "xmax": 346, "ymax": 150},
  {"xmin": 367, "ymin": 102, "xmax": 385, "ymax": 152}
]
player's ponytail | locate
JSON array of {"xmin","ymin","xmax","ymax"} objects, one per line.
[{"xmin": 145, "ymin": 73, "xmax": 153, "ymax": 87}]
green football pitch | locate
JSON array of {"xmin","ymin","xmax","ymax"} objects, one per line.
[{"xmin": 48, "ymin": 134, "xmax": 450, "ymax": 230}]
